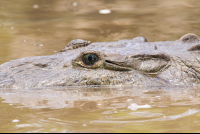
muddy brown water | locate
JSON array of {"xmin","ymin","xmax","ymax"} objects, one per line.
[{"xmin": 1, "ymin": 0, "xmax": 200, "ymax": 132}]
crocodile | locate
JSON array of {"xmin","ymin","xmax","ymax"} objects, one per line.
[{"xmin": 0, "ymin": 33, "xmax": 200, "ymax": 89}]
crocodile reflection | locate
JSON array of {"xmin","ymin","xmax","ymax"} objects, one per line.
[{"xmin": 0, "ymin": 87, "xmax": 200, "ymax": 111}]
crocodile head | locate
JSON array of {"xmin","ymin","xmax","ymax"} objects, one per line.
[{"xmin": 0, "ymin": 33, "xmax": 200, "ymax": 88}]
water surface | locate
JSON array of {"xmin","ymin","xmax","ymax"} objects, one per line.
[
  {"xmin": 1, "ymin": 0, "xmax": 200, "ymax": 132},
  {"xmin": 1, "ymin": 86, "xmax": 200, "ymax": 133}
]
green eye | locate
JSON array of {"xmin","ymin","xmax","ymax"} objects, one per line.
[{"xmin": 82, "ymin": 54, "xmax": 98, "ymax": 65}]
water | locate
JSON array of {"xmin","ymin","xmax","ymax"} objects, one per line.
[
  {"xmin": 1, "ymin": 0, "xmax": 200, "ymax": 132},
  {"xmin": 1, "ymin": 86, "xmax": 200, "ymax": 132}
]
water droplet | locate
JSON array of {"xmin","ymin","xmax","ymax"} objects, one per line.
[
  {"xmin": 33, "ymin": 5, "xmax": 39, "ymax": 9},
  {"xmin": 12, "ymin": 119, "xmax": 19, "ymax": 122},
  {"xmin": 72, "ymin": 2, "xmax": 78, "ymax": 6},
  {"xmin": 127, "ymin": 99, "xmax": 132, "ymax": 102},
  {"xmin": 99, "ymin": 9, "xmax": 111, "ymax": 14}
]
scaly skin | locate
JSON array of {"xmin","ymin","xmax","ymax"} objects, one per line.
[{"xmin": 0, "ymin": 33, "xmax": 200, "ymax": 89}]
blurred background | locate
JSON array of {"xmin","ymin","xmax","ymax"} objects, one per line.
[
  {"xmin": 0, "ymin": 0, "xmax": 200, "ymax": 64},
  {"xmin": 1, "ymin": 0, "xmax": 200, "ymax": 132}
]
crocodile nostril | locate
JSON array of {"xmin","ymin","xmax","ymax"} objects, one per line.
[{"xmin": 188, "ymin": 44, "xmax": 200, "ymax": 51}]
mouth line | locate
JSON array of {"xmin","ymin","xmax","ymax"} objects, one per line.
[
  {"xmin": 105, "ymin": 60, "xmax": 122, "ymax": 66},
  {"xmin": 104, "ymin": 60, "xmax": 132, "ymax": 71}
]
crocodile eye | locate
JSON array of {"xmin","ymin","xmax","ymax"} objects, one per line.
[{"xmin": 82, "ymin": 54, "xmax": 98, "ymax": 65}]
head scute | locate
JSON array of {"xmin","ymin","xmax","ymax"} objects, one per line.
[
  {"xmin": 132, "ymin": 36, "xmax": 148, "ymax": 42},
  {"xmin": 179, "ymin": 33, "xmax": 200, "ymax": 43},
  {"xmin": 60, "ymin": 39, "xmax": 90, "ymax": 52}
]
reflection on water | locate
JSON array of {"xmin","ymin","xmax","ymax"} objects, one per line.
[
  {"xmin": 1, "ymin": 86, "xmax": 200, "ymax": 132},
  {"xmin": 1, "ymin": 0, "xmax": 200, "ymax": 132}
]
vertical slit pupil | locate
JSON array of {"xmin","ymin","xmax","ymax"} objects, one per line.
[
  {"xmin": 88, "ymin": 55, "xmax": 92, "ymax": 61},
  {"xmin": 82, "ymin": 54, "xmax": 98, "ymax": 65}
]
